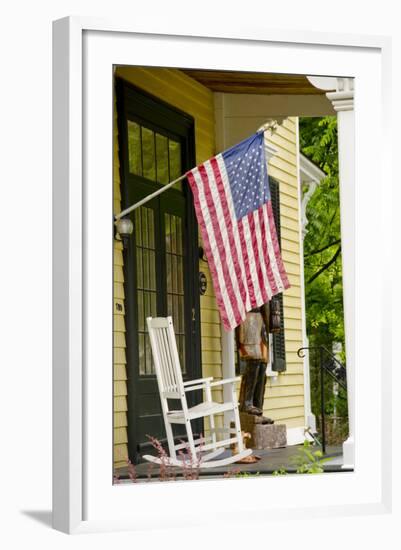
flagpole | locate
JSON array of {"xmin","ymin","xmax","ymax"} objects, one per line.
[
  {"xmin": 115, "ymin": 124, "xmax": 279, "ymax": 220},
  {"xmin": 114, "ymin": 172, "xmax": 188, "ymax": 220}
]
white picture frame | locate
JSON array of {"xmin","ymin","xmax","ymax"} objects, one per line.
[{"xmin": 52, "ymin": 17, "xmax": 392, "ymax": 534}]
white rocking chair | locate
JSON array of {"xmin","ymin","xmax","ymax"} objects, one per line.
[{"xmin": 144, "ymin": 316, "xmax": 252, "ymax": 469}]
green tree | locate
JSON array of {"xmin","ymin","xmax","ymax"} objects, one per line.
[{"xmin": 299, "ymin": 117, "xmax": 348, "ymax": 437}]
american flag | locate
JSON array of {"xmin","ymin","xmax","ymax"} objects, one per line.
[{"xmin": 186, "ymin": 131, "xmax": 290, "ymax": 331}]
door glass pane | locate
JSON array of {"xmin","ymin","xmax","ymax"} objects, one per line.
[
  {"xmin": 165, "ymin": 212, "xmax": 186, "ymax": 373},
  {"xmin": 165, "ymin": 213, "xmax": 171, "ymax": 253},
  {"xmin": 136, "ymin": 249, "xmax": 143, "ymax": 290},
  {"xmin": 141, "ymin": 127, "xmax": 156, "ymax": 181},
  {"xmin": 168, "ymin": 139, "xmax": 182, "ymax": 190},
  {"xmin": 136, "ymin": 206, "xmax": 157, "ymax": 375},
  {"xmin": 156, "ymin": 133, "xmax": 169, "ymax": 185},
  {"xmin": 127, "ymin": 121, "xmax": 142, "ymax": 176}
]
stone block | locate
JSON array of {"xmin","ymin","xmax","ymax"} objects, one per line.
[{"xmin": 238, "ymin": 412, "xmax": 287, "ymax": 449}]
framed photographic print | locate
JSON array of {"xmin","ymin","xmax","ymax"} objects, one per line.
[{"xmin": 52, "ymin": 17, "xmax": 392, "ymax": 534}]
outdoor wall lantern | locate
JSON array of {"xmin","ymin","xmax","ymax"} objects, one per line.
[{"xmin": 114, "ymin": 217, "xmax": 133, "ymax": 249}]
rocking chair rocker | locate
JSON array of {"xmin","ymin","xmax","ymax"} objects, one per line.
[{"xmin": 144, "ymin": 316, "xmax": 252, "ymax": 469}]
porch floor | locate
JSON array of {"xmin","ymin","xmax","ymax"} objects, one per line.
[{"xmin": 115, "ymin": 444, "xmax": 351, "ymax": 482}]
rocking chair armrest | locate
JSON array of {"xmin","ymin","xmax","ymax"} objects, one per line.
[
  {"xmin": 183, "ymin": 377, "xmax": 213, "ymax": 387},
  {"xmin": 209, "ymin": 376, "xmax": 241, "ymax": 387}
]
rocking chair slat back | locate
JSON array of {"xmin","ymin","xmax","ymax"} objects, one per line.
[
  {"xmin": 147, "ymin": 317, "xmax": 183, "ymax": 397},
  {"xmin": 144, "ymin": 315, "xmax": 253, "ymax": 468}
]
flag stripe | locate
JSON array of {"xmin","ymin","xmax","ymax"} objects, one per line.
[
  {"xmin": 262, "ymin": 202, "xmax": 285, "ymax": 292},
  {"xmin": 201, "ymin": 161, "xmax": 243, "ymax": 326},
  {"xmin": 187, "ymin": 170, "xmax": 231, "ymax": 329},
  {"xmin": 238, "ymin": 215, "xmax": 260, "ymax": 308},
  {"xmin": 210, "ymin": 155, "xmax": 249, "ymax": 314},
  {"xmin": 216, "ymin": 155, "xmax": 251, "ymax": 311},
  {"xmin": 186, "ymin": 131, "xmax": 290, "ymax": 330},
  {"xmin": 266, "ymin": 201, "xmax": 291, "ymax": 290},
  {"xmin": 258, "ymin": 204, "xmax": 279, "ymax": 296},
  {"xmin": 247, "ymin": 210, "xmax": 269, "ymax": 304},
  {"xmin": 253, "ymin": 207, "xmax": 272, "ymax": 303}
]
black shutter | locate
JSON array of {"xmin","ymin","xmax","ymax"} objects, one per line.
[{"xmin": 269, "ymin": 177, "xmax": 287, "ymax": 373}]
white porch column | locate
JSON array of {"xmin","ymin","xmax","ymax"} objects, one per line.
[{"xmin": 307, "ymin": 77, "xmax": 355, "ymax": 468}]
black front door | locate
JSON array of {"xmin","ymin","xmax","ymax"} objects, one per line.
[{"xmin": 116, "ymin": 79, "xmax": 202, "ymax": 463}]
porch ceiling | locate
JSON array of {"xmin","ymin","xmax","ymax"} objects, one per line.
[{"xmin": 180, "ymin": 70, "xmax": 327, "ymax": 95}]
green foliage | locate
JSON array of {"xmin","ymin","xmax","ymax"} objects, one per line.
[
  {"xmin": 235, "ymin": 470, "xmax": 260, "ymax": 478},
  {"xmin": 272, "ymin": 467, "xmax": 288, "ymax": 476},
  {"xmin": 290, "ymin": 440, "xmax": 332, "ymax": 474},
  {"xmin": 299, "ymin": 117, "xmax": 348, "ymax": 425},
  {"xmin": 300, "ymin": 116, "xmax": 344, "ymax": 348},
  {"xmin": 272, "ymin": 441, "xmax": 332, "ymax": 475}
]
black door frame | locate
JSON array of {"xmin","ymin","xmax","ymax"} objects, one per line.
[{"xmin": 115, "ymin": 77, "xmax": 202, "ymax": 463}]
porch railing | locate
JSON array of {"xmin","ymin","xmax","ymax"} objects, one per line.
[{"xmin": 297, "ymin": 346, "xmax": 347, "ymax": 454}]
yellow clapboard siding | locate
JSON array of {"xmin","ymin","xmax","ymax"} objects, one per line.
[
  {"xmin": 280, "ymin": 204, "xmax": 300, "ymax": 222},
  {"xmin": 114, "ymin": 363, "xmax": 127, "ymax": 381},
  {"xmin": 202, "ymin": 350, "xmax": 222, "ymax": 365},
  {"xmin": 277, "ymin": 416, "xmax": 306, "ymax": 429},
  {"xmin": 202, "ymin": 364, "xmax": 225, "ymax": 378},
  {"xmin": 114, "ymin": 380, "xmax": 127, "ymax": 397},
  {"xmin": 283, "ymin": 297, "xmax": 302, "ymax": 310},
  {"xmin": 284, "ymin": 317, "xmax": 303, "ymax": 330},
  {"xmin": 114, "ymin": 461, "xmax": 128, "ymax": 471},
  {"xmin": 267, "ymin": 406, "xmax": 305, "ymax": 420},
  {"xmin": 113, "ymin": 94, "xmax": 129, "ymax": 468},
  {"xmin": 267, "ymin": 374, "xmax": 305, "ymax": 387},
  {"xmin": 114, "ymin": 396, "xmax": 127, "ymax": 412},
  {"xmin": 286, "ymin": 340, "xmax": 306, "ymax": 353},
  {"xmin": 282, "ymin": 250, "xmax": 301, "ymax": 265},
  {"xmin": 281, "ymin": 364, "xmax": 304, "ymax": 375},
  {"xmin": 284, "ymin": 329, "xmax": 303, "ymax": 341},
  {"xmin": 114, "ymin": 265, "xmax": 124, "ymax": 283},
  {"xmin": 270, "ymin": 146, "xmax": 297, "ymax": 167},
  {"xmin": 269, "ymin": 133, "xmax": 298, "ymax": 156},
  {"xmin": 282, "ymin": 240, "xmax": 301, "ymax": 256},
  {"xmin": 113, "ymin": 185, "xmax": 121, "ymax": 202},
  {"xmin": 114, "ymin": 412, "xmax": 128, "ymax": 428},
  {"xmin": 282, "ymin": 309, "xmax": 302, "ymax": 321},
  {"xmin": 114, "ymin": 444, "xmax": 129, "ymax": 464},
  {"xmin": 114, "ymin": 248, "xmax": 124, "ymax": 267},
  {"xmin": 200, "ymin": 295, "xmax": 219, "ymax": 310},
  {"xmin": 114, "ymin": 314, "xmax": 126, "ymax": 332},
  {"xmin": 265, "ymin": 384, "xmax": 305, "ymax": 398},
  {"xmin": 201, "ymin": 337, "xmax": 222, "ymax": 352},
  {"xmin": 282, "ymin": 285, "xmax": 302, "ymax": 299},
  {"xmin": 114, "ymin": 347, "xmax": 126, "ymax": 365},
  {"xmin": 282, "ymin": 261, "xmax": 301, "ymax": 276},
  {"xmin": 200, "ymin": 323, "xmax": 221, "ymax": 338},
  {"xmin": 269, "ymin": 157, "xmax": 298, "ymax": 179},
  {"xmin": 114, "ymin": 239, "xmax": 123, "ymax": 252},
  {"xmin": 263, "ymin": 395, "xmax": 304, "ymax": 410},
  {"xmin": 285, "ymin": 353, "xmax": 305, "ymax": 364},
  {"xmin": 114, "ymin": 282, "xmax": 125, "ymax": 300},
  {"xmin": 281, "ymin": 228, "xmax": 302, "ymax": 246},
  {"xmin": 281, "ymin": 215, "xmax": 301, "ymax": 232},
  {"xmin": 274, "ymin": 122, "xmax": 297, "ymax": 145},
  {"xmin": 201, "ymin": 309, "xmax": 221, "ymax": 324},
  {"xmin": 114, "ymin": 427, "xmax": 128, "ymax": 445},
  {"xmin": 113, "ymin": 331, "xmax": 126, "ymax": 348},
  {"xmin": 277, "ymin": 190, "xmax": 299, "ymax": 211}
]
